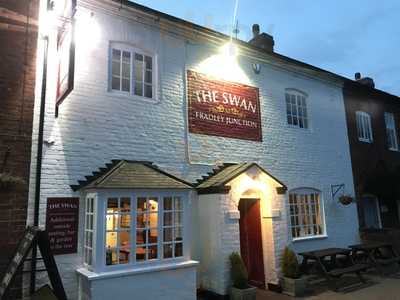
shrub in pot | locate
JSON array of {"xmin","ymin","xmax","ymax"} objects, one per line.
[
  {"xmin": 229, "ymin": 252, "xmax": 257, "ymax": 300},
  {"xmin": 280, "ymin": 246, "xmax": 306, "ymax": 296}
]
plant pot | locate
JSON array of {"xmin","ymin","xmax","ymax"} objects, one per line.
[
  {"xmin": 280, "ymin": 276, "xmax": 306, "ymax": 297},
  {"xmin": 230, "ymin": 286, "xmax": 257, "ymax": 300},
  {"xmin": 338, "ymin": 196, "xmax": 353, "ymax": 205}
]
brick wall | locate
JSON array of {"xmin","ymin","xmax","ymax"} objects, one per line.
[
  {"xmin": 343, "ymin": 82, "xmax": 400, "ymax": 228},
  {"xmin": 0, "ymin": 0, "xmax": 38, "ymax": 298}
]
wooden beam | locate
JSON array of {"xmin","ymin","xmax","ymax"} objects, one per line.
[{"xmin": 0, "ymin": 7, "xmax": 38, "ymax": 26}]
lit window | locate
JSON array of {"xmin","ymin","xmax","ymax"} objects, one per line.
[
  {"xmin": 356, "ymin": 111, "xmax": 373, "ymax": 143},
  {"xmin": 103, "ymin": 194, "xmax": 184, "ymax": 266},
  {"xmin": 110, "ymin": 43, "xmax": 155, "ymax": 99},
  {"xmin": 384, "ymin": 112, "xmax": 398, "ymax": 151},
  {"xmin": 106, "ymin": 197, "xmax": 131, "ymax": 265},
  {"xmin": 285, "ymin": 90, "xmax": 308, "ymax": 129},
  {"xmin": 136, "ymin": 197, "xmax": 159, "ymax": 261},
  {"xmin": 289, "ymin": 189, "xmax": 325, "ymax": 239},
  {"xmin": 84, "ymin": 196, "xmax": 95, "ymax": 266},
  {"xmin": 162, "ymin": 197, "xmax": 183, "ymax": 259}
]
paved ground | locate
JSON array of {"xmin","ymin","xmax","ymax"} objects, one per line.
[
  {"xmin": 256, "ymin": 272, "xmax": 400, "ymax": 300},
  {"xmin": 199, "ymin": 271, "xmax": 400, "ymax": 300}
]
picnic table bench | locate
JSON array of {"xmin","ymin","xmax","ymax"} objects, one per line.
[
  {"xmin": 299, "ymin": 248, "xmax": 369, "ymax": 291},
  {"xmin": 349, "ymin": 242, "xmax": 400, "ymax": 275}
]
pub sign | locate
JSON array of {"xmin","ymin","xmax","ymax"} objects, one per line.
[
  {"xmin": 187, "ymin": 70, "xmax": 262, "ymax": 141},
  {"xmin": 46, "ymin": 197, "xmax": 79, "ymax": 255}
]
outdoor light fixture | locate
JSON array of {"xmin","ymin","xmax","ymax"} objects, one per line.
[{"xmin": 252, "ymin": 63, "xmax": 261, "ymax": 74}]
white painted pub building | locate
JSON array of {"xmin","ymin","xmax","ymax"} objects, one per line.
[{"xmin": 29, "ymin": 0, "xmax": 360, "ymax": 299}]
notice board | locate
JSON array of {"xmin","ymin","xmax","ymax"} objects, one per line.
[{"xmin": 46, "ymin": 197, "xmax": 79, "ymax": 255}]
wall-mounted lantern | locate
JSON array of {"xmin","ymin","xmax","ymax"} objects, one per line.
[{"xmin": 252, "ymin": 63, "xmax": 261, "ymax": 74}]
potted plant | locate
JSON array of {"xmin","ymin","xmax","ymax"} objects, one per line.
[
  {"xmin": 280, "ymin": 247, "xmax": 306, "ymax": 296},
  {"xmin": 229, "ymin": 252, "xmax": 257, "ymax": 300},
  {"xmin": 0, "ymin": 173, "xmax": 26, "ymax": 191},
  {"xmin": 338, "ymin": 195, "xmax": 354, "ymax": 205}
]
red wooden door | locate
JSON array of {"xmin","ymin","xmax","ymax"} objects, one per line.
[{"xmin": 238, "ymin": 198, "xmax": 265, "ymax": 288}]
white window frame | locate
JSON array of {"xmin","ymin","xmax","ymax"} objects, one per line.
[
  {"xmin": 108, "ymin": 42, "xmax": 158, "ymax": 102},
  {"xmin": 84, "ymin": 193, "xmax": 96, "ymax": 269},
  {"xmin": 96, "ymin": 190, "xmax": 186, "ymax": 272},
  {"xmin": 356, "ymin": 111, "xmax": 373, "ymax": 143},
  {"xmin": 384, "ymin": 112, "xmax": 398, "ymax": 151},
  {"xmin": 285, "ymin": 89, "xmax": 309, "ymax": 129},
  {"xmin": 288, "ymin": 188, "xmax": 326, "ymax": 241}
]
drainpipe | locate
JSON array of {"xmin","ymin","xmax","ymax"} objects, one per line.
[{"xmin": 30, "ymin": 29, "xmax": 49, "ymax": 296}]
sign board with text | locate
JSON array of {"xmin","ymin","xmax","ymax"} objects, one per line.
[
  {"xmin": 187, "ymin": 70, "xmax": 262, "ymax": 142},
  {"xmin": 46, "ymin": 198, "xmax": 79, "ymax": 255}
]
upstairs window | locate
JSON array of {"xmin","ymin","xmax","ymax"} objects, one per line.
[
  {"xmin": 384, "ymin": 112, "xmax": 398, "ymax": 151},
  {"xmin": 285, "ymin": 90, "xmax": 308, "ymax": 129},
  {"xmin": 356, "ymin": 111, "xmax": 373, "ymax": 143},
  {"xmin": 110, "ymin": 43, "xmax": 155, "ymax": 100}
]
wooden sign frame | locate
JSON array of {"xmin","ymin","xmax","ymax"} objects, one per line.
[{"xmin": 0, "ymin": 227, "xmax": 67, "ymax": 300}]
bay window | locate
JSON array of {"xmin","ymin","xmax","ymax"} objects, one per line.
[{"xmin": 84, "ymin": 191, "xmax": 187, "ymax": 271}]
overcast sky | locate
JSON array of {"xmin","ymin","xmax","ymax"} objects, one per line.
[{"xmin": 133, "ymin": 0, "xmax": 400, "ymax": 96}]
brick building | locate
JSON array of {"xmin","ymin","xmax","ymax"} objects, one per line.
[
  {"xmin": 344, "ymin": 75, "xmax": 400, "ymax": 229},
  {"xmin": 29, "ymin": 0, "xmax": 361, "ymax": 298},
  {"xmin": 0, "ymin": 0, "xmax": 38, "ymax": 298}
]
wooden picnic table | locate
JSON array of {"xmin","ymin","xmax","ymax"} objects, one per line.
[
  {"xmin": 299, "ymin": 248, "xmax": 369, "ymax": 291},
  {"xmin": 349, "ymin": 242, "xmax": 400, "ymax": 275}
]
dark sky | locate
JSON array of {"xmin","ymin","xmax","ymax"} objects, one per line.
[{"xmin": 133, "ymin": 0, "xmax": 400, "ymax": 96}]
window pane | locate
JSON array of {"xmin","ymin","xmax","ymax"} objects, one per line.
[
  {"xmin": 122, "ymin": 51, "xmax": 130, "ymax": 63},
  {"xmin": 164, "ymin": 228, "xmax": 173, "ymax": 242},
  {"xmin": 164, "ymin": 197, "xmax": 173, "ymax": 210},
  {"xmin": 112, "ymin": 61, "xmax": 120, "ymax": 76},
  {"xmin": 149, "ymin": 198, "xmax": 158, "ymax": 211},
  {"xmin": 163, "ymin": 244, "xmax": 173, "ymax": 258},
  {"xmin": 135, "ymin": 82, "xmax": 143, "ymax": 96},
  {"xmin": 136, "ymin": 229, "xmax": 146, "ymax": 245},
  {"xmin": 174, "ymin": 197, "xmax": 182, "ymax": 210},
  {"xmin": 164, "ymin": 212, "xmax": 173, "ymax": 226},
  {"xmin": 137, "ymin": 197, "xmax": 146, "ymax": 212},
  {"xmin": 106, "ymin": 247, "xmax": 118, "ymax": 265},
  {"xmin": 135, "ymin": 54, "xmax": 143, "ymax": 82},
  {"xmin": 175, "ymin": 212, "xmax": 182, "ymax": 226},
  {"xmin": 111, "ymin": 76, "xmax": 120, "ymax": 90},
  {"xmin": 144, "ymin": 85, "xmax": 152, "ymax": 98},
  {"xmin": 175, "ymin": 226, "xmax": 183, "ymax": 241},
  {"xmin": 175, "ymin": 243, "xmax": 183, "ymax": 257},
  {"xmin": 122, "ymin": 63, "xmax": 130, "ymax": 78},
  {"xmin": 107, "ymin": 198, "xmax": 118, "ymax": 211},
  {"xmin": 106, "ymin": 232, "xmax": 117, "ymax": 248},
  {"xmin": 136, "ymin": 246, "xmax": 145, "ymax": 261},
  {"xmin": 145, "ymin": 55, "xmax": 152, "ymax": 70},
  {"xmin": 148, "ymin": 245, "xmax": 158, "ymax": 260},
  {"xmin": 122, "ymin": 78, "xmax": 130, "ymax": 92},
  {"xmin": 145, "ymin": 70, "xmax": 152, "ymax": 84},
  {"xmin": 148, "ymin": 228, "xmax": 158, "ymax": 244},
  {"xmin": 112, "ymin": 49, "xmax": 121, "ymax": 61},
  {"xmin": 106, "ymin": 214, "xmax": 118, "ymax": 230}
]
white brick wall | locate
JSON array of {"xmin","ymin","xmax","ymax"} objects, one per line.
[{"xmin": 28, "ymin": 0, "xmax": 359, "ymax": 298}]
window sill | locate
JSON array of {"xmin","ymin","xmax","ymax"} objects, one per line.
[
  {"xmin": 388, "ymin": 148, "xmax": 399, "ymax": 152},
  {"xmin": 292, "ymin": 234, "xmax": 328, "ymax": 243},
  {"xmin": 107, "ymin": 90, "xmax": 160, "ymax": 104},
  {"xmin": 76, "ymin": 260, "xmax": 199, "ymax": 281},
  {"xmin": 358, "ymin": 138, "xmax": 373, "ymax": 143},
  {"xmin": 286, "ymin": 124, "xmax": 312, "ymax": 133}
]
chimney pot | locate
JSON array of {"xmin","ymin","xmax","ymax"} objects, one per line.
[
  {"xmin": 355, "ymin": 72, "xmax": 361, "ymax": 80},
  {"xmin": 252, "ymin": 24, "xmax": 260, "ymax": 38}
]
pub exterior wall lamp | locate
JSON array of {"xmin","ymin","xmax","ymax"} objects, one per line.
[{"xmin": 252, "ymin": 63, "xmax": 261, "ymax": 74}]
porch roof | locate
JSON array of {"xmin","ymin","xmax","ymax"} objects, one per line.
[
  {"xmin": 195, "ymin": 162, "xmax": 287, "ymax": 194},
  {"xmin": 70, "ymin": 160, "xmax": 193, "ymax": 191}
]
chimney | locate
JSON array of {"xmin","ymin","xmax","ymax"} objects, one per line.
[
  {"xmin": 248, "ymin": 24, "xmax": 274, "ymax": 53},
  {"xmin": 252, "ymin": 24, "xmax": 260, "ymax": 38},
  {"xmin": 354, "ymin": 72, "xmax": 375, "ymax": 89}
]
